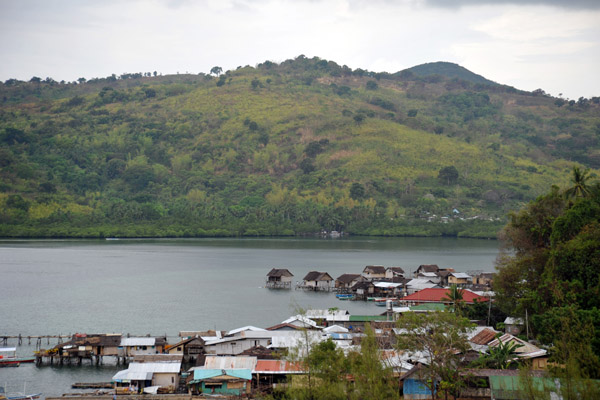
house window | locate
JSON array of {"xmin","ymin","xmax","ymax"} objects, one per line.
[
  {"xmin": 142, "ymin": 346, "xmax": 147, "ymax": 350},
  {"xmin": 177, "ymin": 347, "xmax": 182, "ymax": 351}
]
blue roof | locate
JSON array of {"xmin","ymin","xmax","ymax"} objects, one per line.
[{"xmin": 193, "ymin": 368, "xmax": 252, "ymax": 381}]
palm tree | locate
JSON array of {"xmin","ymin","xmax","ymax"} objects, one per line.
[
  {"xmin": 442, "ymin": 284, "xmax": 465, "ymax": 315},
  {"xmin": 565, "ymin": 166, "xmax": 592, "ymax": 199},
  {"xmin": 474, "ymin": 337, "xmax": 523, "ymax": 369}
]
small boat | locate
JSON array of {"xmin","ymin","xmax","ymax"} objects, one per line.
[
  {"xmin": 336, "ymin": 294, "xmax": 354, "ymax": 300},
  {"xmin": 0, "ymin": 386, "xmax": 42, "ymax": 400},
  {"xmin": 0, "ymin": 348, "xmax": 35, "ymax": 367},
  {"xmin": 374, "ymin": 298, "xmax": 398, "ymax": 307}
]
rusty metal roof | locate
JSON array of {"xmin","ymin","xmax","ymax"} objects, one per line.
[{"xmin": 470, "ymin": 328, "xmax": 498, "ymax": 345}]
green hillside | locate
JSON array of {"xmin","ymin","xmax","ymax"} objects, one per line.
[
  {"xmin": 404, "ymin": 61, "xmax": 499, "ymax": 86},
  {"xmin": 1, "ymin": 56, "xmax": 599, "ymax": 239}
]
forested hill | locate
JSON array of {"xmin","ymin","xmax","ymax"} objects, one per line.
[{"xmin": 1, "ymin": 56, "xmax": 599, "ymax": 239}]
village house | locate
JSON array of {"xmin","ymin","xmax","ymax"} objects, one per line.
[
  {"xmin": 253, "ymin": 359, "xmax": 305, "ymax": 392},
  {"xmin": 385, "ymin": 267, "xmax": 405, "ymax": 280},
  {"xmin": 188, "ymin": 369, "xmax": 252, "ymax": 396},
  {"xmin": 351, "ymin": 280, "xmax": 375, "ymax": 299},
  {"xmin": 301, "ymin": 271, "xmax": 333, "ymax": 291},
  {"xmin": 265, "ymin": 268, "xmax": 294, "ymax": 289},
  {"xmin": 188, "ymin": 356, "xmax": 257, "ymax": 396},
  {"xmin": 335, "ymin": 274, "xmax": 364, "ymax": 291},
  {"xmin": 165, "ymin": 336, "xmax": 205, "ymax": 364},
  {"xmin": 362, "ymin": 265, "xmax": 387, "ymax": 280},
  {"xmin": 49, "ymin": 333, "xmax": 122, "ymax": 362},
  {"xmin": 448, "ymin": 272, "xmax": 472, "ymax": 287},
  {"xmin": 415, "ymin": 271, "xmax": 440, "ymax": 284},
  {"xmin": 399, "ymin": 288, "xmax": 489, "ymax": 306},
  {"xmin": 413, "ymin": 264, "xmax": 439, "ymax": 278},
  {"xmin": 113, "ymin": 354, "xmax": 182, "ymax": 394},
  {"xmin": 503, "ymin": 317, "xmax": 525, "ymax": 336},
  {"xmin": 373, "ymin": 281, "xmax": 404, "ymax": 298},
  {"xmin": 473, "ymin": 272, "xmax": 495, "ymax": 287},
  {"xmin": 118, "ymin": 337, "xmax": 167, "ymax": 358},
  {"xmin": 203, "ymin": 331, "xmax": 275, "ymax": 356},
  {"xmin": 404, "ymin": 278, "xmax": 441, "ymax": 295}
]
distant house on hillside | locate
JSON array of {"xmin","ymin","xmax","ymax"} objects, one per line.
[
  {"xmin": 266, "ymin": 268, "xmax": 294, "ymax": 289},
  {"xmin": 301, "ymin": 271, "xmax": 333, "ymax": 291},
  {"xmin": 362, "ymin": 265, "xmax": 386, "ymax": 280}
]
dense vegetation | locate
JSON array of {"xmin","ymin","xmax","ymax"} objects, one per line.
[
  {"xmin": 1, "ymin": 56, "xmax": 599, "ymax": 238},
  {"xmin": 494, "ymin": 170, "xmax": 600, "ymax": 379}
]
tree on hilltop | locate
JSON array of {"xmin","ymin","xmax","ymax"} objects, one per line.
[{"xmin": 210, "ymin": 66, "xmax": 223, "ymax": 76}]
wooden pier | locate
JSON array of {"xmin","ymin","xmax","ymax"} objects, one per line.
[{"xmin": 1, "ymin": 334, "xmax": 71, "ymax": 347}]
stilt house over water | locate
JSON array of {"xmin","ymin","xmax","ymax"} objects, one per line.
[
  {"xmin": 300, "ymin": 271, "xmax": 333, "ymax": 291},
  {"xmin": 265, "ymin": 268, "xmax": 294, "ymax": 289}
]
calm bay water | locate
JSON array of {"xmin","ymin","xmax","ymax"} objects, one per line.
[{"xmin": 0, "ymin": 236, "xmax": 499, "ymax": 396}]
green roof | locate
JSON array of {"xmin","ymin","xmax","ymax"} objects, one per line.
[
  {"xmin": 349, "ymin": 315, "xmax": 390, "ymax": 322},
  {"xmin": 410, "ymin": 303, "xmax": 447, "ymax": 312}
]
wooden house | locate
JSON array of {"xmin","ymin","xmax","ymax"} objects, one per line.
[
  {"xmin": 416, "ymin": 271, "xmax": 440, "ymax": 284},
  {"xmin": 503, "ymin": 317, "xmax": 524, "ymax": 336},
  {"xmin": 301, "ymin": 271, "xmax": 333, "ymax": 291},
  {"xmin": 188, "ymin": 369, "xmax": 252, "ymax": 396},
  {"xmin": 385, "ymin": 267, "xmax": 405, "ymax": 280},
  {"xmin": 351, "ymin": 280, "xmax": 375, "ymax": 299},
  {"xmin": 113, "ymin": 354, "xmax": 182, "ymax": 394},
  {"xmin": 118, "ymin": 337, "xmax": 167, "ymax": 358},
  {"xmin": 473, "ymin": 272, "xmax": 495, "ymax": 287},
  {"xmin": 265, "ymin": 268, "xmax": 294, "ymax": 289},
  {"xmin": 413, "ymin": 264, "xmax": 439, "ymax": 278},
  {"xmin": 448, "ymin": 272, "xmax": 472, "ymax": 287},
  {"xmin": 335, "ymin": 274, "xmax": 364, "ymax": 290},
  {"xmin": 362, "ymin": 265, "xmax": 386, "ymax": 280},
  {"xmin": 165, "ymin": 336, "xmax": 205, "ymax": 364}
]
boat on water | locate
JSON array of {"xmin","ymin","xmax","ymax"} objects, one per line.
[
  {"xmin": 336, "ymin": 293, "xmax": 355, "ymax": 300},
  {"xmin": 0, "ymin": 348, "xmax": 35, "ymax": 367},
  {"xmin": 0, "ymin": 386, "xmax": 42, "ymax": 400},
  {"xmin": 374, "ymin": 298, "xmax": 398, "ymax": 307}
]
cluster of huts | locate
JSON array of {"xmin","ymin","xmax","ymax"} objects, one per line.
[
  {"xmin": 266, "ymin": 264, "xmax": 494, "ymax": 300},
  {"xmin": 36, "ymin": 304, "xmax": 552, "ymax": 398}
]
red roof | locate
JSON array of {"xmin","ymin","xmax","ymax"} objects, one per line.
[
  {"xmin": 254, "ymin": 360, "xmax": 305, "ymax": 374},
  {"xmin": 401, "ymin": 288, "xmax": 489, "ymax": 304}
]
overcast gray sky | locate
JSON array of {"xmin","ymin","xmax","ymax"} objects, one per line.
[{"xmin": 1, "ymin": 0, "xmax": 598, "ymax": 99}]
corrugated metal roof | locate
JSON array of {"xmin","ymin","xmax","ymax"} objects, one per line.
[
  {"xmin": 329, "ymin": 333, "xmax": 354, "ymax": 340},
  {"xmin": 203, "ymin": 355, "xmax": 257, "ymax": 370},
  {"xmin": 128, "ymin": 361, "xmax": 181, "ymax": 374},
  {"xmin": 268, "ymin": 331, "xmax": 326, "ymax": 351},
  {"xmin": 282, "ymin": 315, "xmax": 319, "ymax": 328},
  {"xmin": 112, "ymin": 369, "xmax": 153, "ymax": 382},
  {"xmin": 323, "ymin": 325, "xmax": 348, "ymax": 333},
  {"xmin": 374, "ymin": 282, "xmax": 402, "ymax": 288},
  {"xmin": 470, "ymin": 328, "xmax": 498, "ymax": 345},
  {"xmin": 226, "ymin": 326, "xmax": 267, "ymax": 336},
  {"xmin": 348, "ymin": 315, "xmax": 389, "ymax": 322},
  {"xmin": 410, "ymin": 303, "xmax": 447, "ymax": 312},
  {"xmin": 305, "ymin": 309, "xmax": 349, "ymax": 319},
  {"xmin": 451, "ymin": 272, "xmax": 472, "ymax": 279},
  {"xmin": 193, "ymin": 368, "xmax": 252, "ymax": 381},
  {"xmin": 120, "ymin": 337, "xmax": 155, "ymax": 347},
  {"xmin": 401, "ymin": 288, "xmax": 488, "ymax": 304},
  {"xmin": 253, "ymin": 360, "xmax": 305, "ymax": 374}
]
